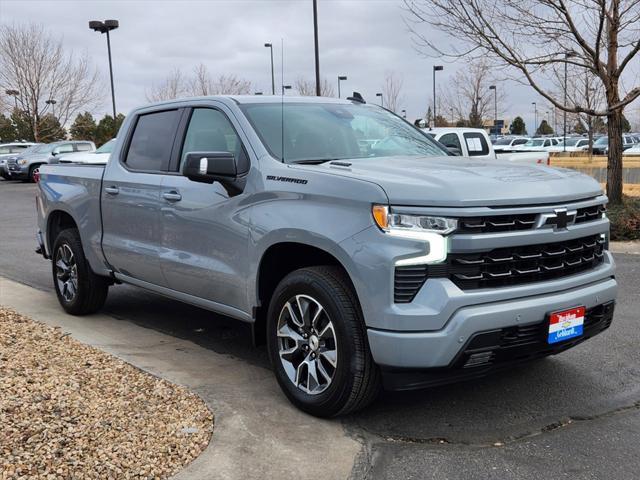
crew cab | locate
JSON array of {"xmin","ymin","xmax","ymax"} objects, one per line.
[
  {"xmin": 36, "ymin": 96, "xmax": 616, "ymax": 417},
  {"xmin": 424, "ymin": 127, "xmax": 550, "ymax": 165}
]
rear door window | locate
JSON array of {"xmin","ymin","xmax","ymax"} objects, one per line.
[
  {"xmin": 75, "ymin": 143, "xmax": 93, "ymax": 152},
  {"xmin": 56, "ymin": 144, "xmax": 74, "ymax": 154},
  {"xmin": 463, "ymin": 132, "xmax": 490, "ymax": 156},
  {"xmin": 125, "ymin": 109, "xmax": 181, "ymax": 171},
  {"xmin": 513, "ymin": 139, "xmax": 528, "ymax": 146}
]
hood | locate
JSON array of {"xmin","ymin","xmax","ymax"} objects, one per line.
[{"xmin": 297, "ymin": 156, "xmax": 602, "ymax": 207}]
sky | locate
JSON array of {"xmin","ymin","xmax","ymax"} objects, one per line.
[{"xmin": 2, "ymin": 0, "xmax": 638, "ymax": 132}]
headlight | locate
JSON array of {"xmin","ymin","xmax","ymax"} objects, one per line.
[
  {"xmin": 372, "ymin": 205, "xmax": 457, "ymax": 265},
  {"xmin": 17, "ymin": 159, "xmax": 27, "ymax": 165}
]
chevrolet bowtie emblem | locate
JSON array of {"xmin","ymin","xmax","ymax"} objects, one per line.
[{"xmin": 539, "ymin": 208, "xmax": 577, "ymax": 230}]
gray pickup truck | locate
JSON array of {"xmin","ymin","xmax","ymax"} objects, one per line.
[{"xmin": 36, "ymin": 95, "xmax": 617, "ymax": 417}]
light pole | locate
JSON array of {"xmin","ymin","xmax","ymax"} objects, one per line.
[
  {"xmin": 401, "ymin": 109, "xmax": 406, "ymax": 119},
  {"xmin": 89, "ymin": 19, "xmax": 119, "ymax": 119},
  {"xmin": 376, "ymin": 93, "xmax": 383, "ymax": 107},
  {"xmin": 312, "ymin": 0, "xmax": 321, "ymax": 96},
  {"xmin": 433, "ymin": 65, "xmax": 443, "ymax": 124},
  {"xmin": 264, "ymin": 43, "xmax": 275, "ymax": 95},
  {"xmin": 563, "ymin": 51, "xmax": 576, "ymax": 152},
  {"xmin": 337, "ymin": 75, "xmax": 347, "ymax": 98},
  {"xmin": 532, "ymin": 102, "xmax": 538, "ymax": 135},
  {"xmin": 282, "ymin": 85, "xmax": 292, "ymax": 95},
  {"xmin": 5, "ymin": 89, "xmax": 19, "ymax": 111},
  {"xmin": 450, "ymin": 107, "xmax": 454, "ymax": 125},
  {"xmin": 46, "ymin": 99, "xmax": 57, "ymax": 118},
  {"xmin": 489, "ymin": 85, "xmax": 497, "ymax": 134}
]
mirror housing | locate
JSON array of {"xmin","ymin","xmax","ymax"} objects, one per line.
[
  {"xmin": 182, "ymin": 152, "xmax": 237, "ymax": 184},
  {"xmin": 444, "ymin": 145, "xmax": 462, "ymax": 156}
]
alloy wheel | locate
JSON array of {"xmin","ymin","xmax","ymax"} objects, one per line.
[
  {"xmin": 55, "ymin": 244, "xmax": 78, "ymax": 302},
  {"xmin": 277, "ymin": 294, "xmax": 338, "ymax": 395}
]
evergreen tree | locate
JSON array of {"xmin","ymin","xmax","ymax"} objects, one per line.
[
  {"xmin": 536, "ymin": 120, "xmax": 554, "ymax": 136},
  {"xmin": 95, "ymin": 113, "xmax": 125, "ymax": 146},
  {"xmin": 70, "ymin": 112, "xmax": 97, "ymax": 142},
  {"xmin": 621, "ymin": 114, "xmax": 631, "ymax": 133},
  {"xmin": 510, "ymin": 116, "xmax": 527, "ymax": 135},
  {"xmin": 573, "ymin": 121, "xmax": 586, "ymax": 135},
  {"xmin": 38, "ymin": 114, "xmax": 66, "ymax": 143},
  {"xmin": 0, "ymin": 114, "xmax": 16, "ymax": 142}
]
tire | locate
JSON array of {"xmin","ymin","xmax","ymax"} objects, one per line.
[
  {"xmin": 267, "ymin": 266, "xmax": 380, "ymax": 417},
  {"xmin": 27, "ymin": 164, "xmax": 41, "ymax": 183},
  {"xmin": 52, "ymin": 228, "xmax": 109, "ymax": 315}
]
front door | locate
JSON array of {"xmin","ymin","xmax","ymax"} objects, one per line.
[
  {"xmin": 159, "ymin": 106, "xmax": 252, "ymax": 312},
  {"xmin": 101, "ymin": 108, "xmax": 182, "ymax": 284}
]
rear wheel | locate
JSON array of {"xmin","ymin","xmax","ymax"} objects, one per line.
[
  {"xmin": 267, "ymin": 266, "xmax": 380, "ymax": 417},
  {"xmin": 52, "ymin": 228, "xmax": 109, "ymax": 315}
]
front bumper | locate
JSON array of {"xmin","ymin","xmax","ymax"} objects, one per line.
[
  {"xmin": 6, "ymin": 164, "xmax": 28, "ymax": 179},
  {"xmin": 368, "ymin": 275, "xmax": 617, "ymax": 371}
]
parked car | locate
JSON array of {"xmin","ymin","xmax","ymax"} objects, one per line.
[
  {"xmin": 591, "ymin": 135, "xmax": 636, "ymax": 155},
  {"xmin": 0, "ymin": 143, "xmax": 39, "ymax": 179},
  {"xmin": 547, "ymin": 137, "xmax": 590, "ymax": 153},
  {"xmin": 424, "ymin": 128, "xmax": 549, "ymax": 164},
  {"xmin": 0, "ymin": 143, "xmax": 42, "ymax": 179},
  {"xmin": 492, "ymin": 136, "xmax": 529, "ymax": 152},
  {"xmin": 36, "ymin": 95, "xmax": 616, "ymax": 417},
  {"xmin": 5, "ymin": 140, "xmax": 95, "ymax": 182},
  {"xmin": 623, "ymin": 143, "xmax": 640, "ymax": 156},
  {"xmin": 518, "ymin": 137, "xmax": 557, "ymax": 151},
  {"xmin": 58, "ymin": 139, "xmax": 116, "ymax": 165}
]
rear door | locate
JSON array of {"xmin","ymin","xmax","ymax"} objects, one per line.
[
  {"xmin": 158, "ymin": 105, "xmax": 253, "ymax": 311},
  {"xmin": 101, "ymin": 108, "xmax": 182, "ymax": 285}
]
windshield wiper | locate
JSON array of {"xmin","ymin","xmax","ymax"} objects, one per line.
[{"xmin": 289, "ymin": 159, "xmax": 338, "ymax": 165}]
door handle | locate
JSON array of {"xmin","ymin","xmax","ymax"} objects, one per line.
[
  {"xmin": 104, "ymin": 186, "xmax": 119, "ymax": 195},
  {"xmin": 162, "ymin": 191, "xmax": 182, "ymax": 202}
]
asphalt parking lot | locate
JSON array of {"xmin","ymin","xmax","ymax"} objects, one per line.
[{"xmin": 1, "ymin": 179, "xmax": 639, "ymax": 480}]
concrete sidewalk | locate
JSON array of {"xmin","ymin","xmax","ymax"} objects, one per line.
[
  {"xmin": 0, "ymin": 277, "xmax": 360, "ymax": 480},
  {"xmin": 610, "ymin": 241, "xmax": 640, "ymax": 255}
]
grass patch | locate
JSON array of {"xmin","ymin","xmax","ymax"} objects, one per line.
[{"xmin": 608, "ymin": 196, "xmax": 640, "ymax": 241}]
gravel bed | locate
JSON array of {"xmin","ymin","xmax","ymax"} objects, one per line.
[{"xmin": 0, "ymin": 307, "xmax": 213, "ymax": 479}]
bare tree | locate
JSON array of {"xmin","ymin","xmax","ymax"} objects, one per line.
[
  {"xmin": 147, "ymin": 64, "xmax": 251, "ymax": 101},
  {"xmin": 404, "ymin": 0, "xmax": 640, "ymax": 203},
  {"xmin": 294, "ymin": 77, "xmax": 335, "ymax": 97},
  {"xmin": 146, "ymin": 68, "xmax": 185, "ymax": 102},
  {"xmin": 440, "ymin": 59, "xmax": 505, "ymax": 127},
  {"xmin": 382, "ymin": 72, "xmax": 404, "ymax": 113},
  {"xmin": 0, "ymin": 23, "xmax": 102, "ymax": 141}
]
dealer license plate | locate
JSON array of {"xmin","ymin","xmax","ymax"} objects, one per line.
[{"xmin": 548, "ymin": 306, "xmax": 585, "ymax": 344}]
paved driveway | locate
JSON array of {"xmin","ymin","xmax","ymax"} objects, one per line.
[{"xmin": 1, "ymin": 179, "xmax": 639, "ymax": 479}]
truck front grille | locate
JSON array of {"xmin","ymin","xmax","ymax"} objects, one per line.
[
  {"xmin": 393, "ymin": 234, "xmax": 606, "ymax": 300},
  {"xmin": 457, "ymin": 204, "xmax": 606, "ymax": 233},
  {"xmin": 447, "ymin": 234, "xmax": 606, "ymax": 290}
]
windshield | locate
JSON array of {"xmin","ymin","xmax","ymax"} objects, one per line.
[
  {"xmin": 493, "ymin": 138, "xmax": 515, "ymax": 145},
  {"xmin": 32, "ymin": 143, "xmax": 57, "ymax": 154},
  {"xmin": 595, "ymin": 137, "xmax": 608, "ymax": 145},
  {"xmin": 563, "ymin": 138, "xmax": 580, "ymax": 146},
  {"xmin": 17, "ymin": 144, "xmax": 42, "ymax": 155},
  {"xmin": 239, "ymin": 102, "xmax": 448, "ymax": 163},
  {"xmin": 95, "ymin": 139, "xmax": 116, "ymax": 154},
  {"xmin": 524, "ymin": 139, "xmax": 544, "ymax": 147}
]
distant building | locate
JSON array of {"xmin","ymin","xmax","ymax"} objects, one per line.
[{"xmin": 483, "ymin": 118, "xmax": 512, "ymax": 136}]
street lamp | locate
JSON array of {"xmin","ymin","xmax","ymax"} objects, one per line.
[
  {"xmin": 532, "ymin": 102, "xmax": 538, "ymax": 135},
  {"xmin": 337, "ymin": 75, "xmax": 347, "ymax": 98},
  {"xmin": 264, "ymin": 43, "xmax": 275, "ymax": 95},
  {"xmin": 433, "ymin": 65, "xmax": 443, "ymax": 124},
  {"xmin": 489, "ymin": 85, "xmax": 497, "ymax": 133},
  {"xmin": 282, "ymin": 85, "xmax": 292, "ymax": 95},
  {"xmin": 563, "ymin": 51, "xmax": 577, "ymax": 152},
  {"xmin": 5, "ymin": 89, "xmax": 19, "ymax": 111},
  {"xmin": 376, "ymin": 93, "xmax": 383, "ymax": 107},
  {"xmin": 89, "ymin": 19, "xmax": 119, "ymax": 119},
  {"xmin": 46, "ymin": 99, "xmax": 57, "ymax": 118}
]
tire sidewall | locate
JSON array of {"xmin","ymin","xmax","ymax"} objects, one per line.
[{"xmin": 267, "ymin": 269, "xmax": 362, "ymax": 416}]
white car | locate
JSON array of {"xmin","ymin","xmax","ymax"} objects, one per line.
[
  {"xmin": 623, "ymin": 143, "xmax": 640, "ymax": 156},
  {"xmin": 492, "ymin": 136, "xmax": 530, "ymax": 152},
  {"xmin": 58, "ymin": 139, "xmax": 116, "ymax": 164},
  {"xmin": 518, "ymin": 138, "xmax": 558, "ymax": 151},
  {"xmin": 422, "ymin": 127, "xmax": 549, "ymax": 165}
]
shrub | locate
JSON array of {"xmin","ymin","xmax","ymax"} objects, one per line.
[{"xmin": 608, "ymin": 196, "xmax": 640, "ymax": 241}]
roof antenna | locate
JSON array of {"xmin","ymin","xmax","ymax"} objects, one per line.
[
  {"xmin": 347, "ymin": 92, "xmax": 366, "ymax": 104},
  {"xmin": 281, "ymin": 38, "xmax": 285, "ymax": 162}
]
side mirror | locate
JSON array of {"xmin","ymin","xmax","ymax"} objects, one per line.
[{"xmin": 182, "ymin": 151, "xmax": 237, "ymax": 185}]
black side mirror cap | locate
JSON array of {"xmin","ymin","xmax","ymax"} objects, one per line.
[
  {"xmin": 445, "ymin": 146, "xmax": 462, "ymax": 156},
  {"xmin": 182, "ymin": 152, "xmax": 237, "ymax": 184}
]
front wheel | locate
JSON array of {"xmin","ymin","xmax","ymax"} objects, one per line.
[
  {"xmin": 267, "ymin": 266, "xmax": 380, "ymax": 417},
  {"xmin": 52, "ymin": 228, "xmax": 109, "ymax": 315}
]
